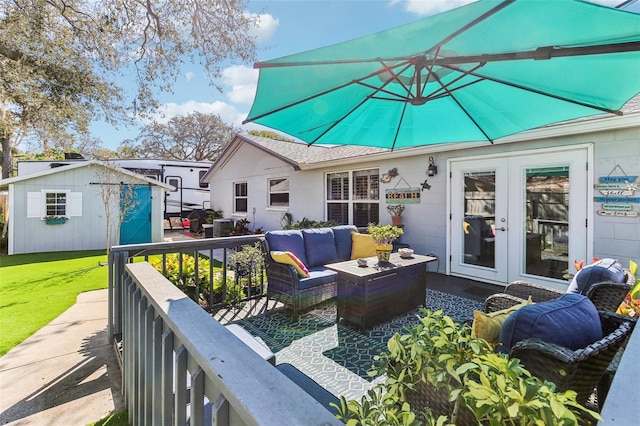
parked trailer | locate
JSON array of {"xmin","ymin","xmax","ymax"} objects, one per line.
[{"xmin": 17, "ymin": 157, "xmax": 213, "ymax": 227}]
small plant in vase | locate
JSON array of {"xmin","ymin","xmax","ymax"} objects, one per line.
[
  {"xmin": 367, "ymin": 224, "xmax": 403, "ymax": 263},
  {"xmin": 386, "ymin": 204, "xmax": 405, "ymax": 226}
]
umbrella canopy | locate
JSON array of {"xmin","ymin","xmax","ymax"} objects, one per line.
[{"xmin": 244, "ymin": 0, "xmax": 640, "ymax": 149}]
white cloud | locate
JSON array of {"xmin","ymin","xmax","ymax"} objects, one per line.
[
  {"xmin": 394, "ymin": 0, "xmax": 476, "ymax": 16},
  {"xmin": 221, "ymin": 65, "xmax": 259, "ymax": 105},
  {"xmin": 185, "ymin": 71, "xmax": 195, "ymax": 81},
  {"xmin": 248, "ymin": 12, "xmax": 279, "ymax": 43},
  {"xmin": 148, "ymin": 100, "xmax": 247, "ymax": 128}
]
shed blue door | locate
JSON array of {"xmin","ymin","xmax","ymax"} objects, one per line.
[{"xmin": 120, "ymin": 185, "xmax": 152, "ymax": 245}]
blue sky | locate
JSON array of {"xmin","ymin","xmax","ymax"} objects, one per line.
[{"xmin": 91, "ymin": 0, "xmax": 632, "ymax": 150}]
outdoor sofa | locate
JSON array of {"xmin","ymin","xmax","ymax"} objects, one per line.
[{"xmin": 263, "ymin": 225, "xmax": 359, "ymax": 320}]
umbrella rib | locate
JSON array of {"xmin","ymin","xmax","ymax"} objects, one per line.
[
  {"xmin": 391, "ymin": 102, "xmax": 409, "ymax": 152},
  {"xmin": 430, "ymin": 69, "xmax": 494, "ymax": 143},
  {"xmin": 366, "ymin": 60, "xmax": 416, "ymax": 102},
  {"xmin": 429, "ymin": 0, "xmax": 515, "ymax": 53},
  {"xmin": 306, "ymin": 97, "xmax": 371, "ymax": 146},
  {"xmin": 455, "ymin": 66, "xmax": 625, "ymax": 116},
  {"xmin": 243, "ymin": 77, "xmax": 368, "ymax": 123},
  {"xmin": 423, "ymin": 62, "xmax": 486, "ymax": 101},
  {"xmin": 245, "ymin": 59, "xmax": 414, "ymax": 123}
]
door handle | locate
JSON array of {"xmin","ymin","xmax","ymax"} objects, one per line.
[{"xmin": 497, "ymin": 227, "xmax": 507, "ymax": 232}]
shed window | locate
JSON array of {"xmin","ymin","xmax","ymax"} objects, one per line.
[
  {"xmin": 234, "ymin": 182, "xmax": 248, "ymax": 213},
  {"xmin": 268, "ymin": 178, "xmax": 289, "ymax": 207},
  {"xmin": 46, "ymin": 192, "xmax": 67, "ymax": 216},
  {"xmin": 27, "ymin": 190, "xmax": 82, "ymax": 219}
]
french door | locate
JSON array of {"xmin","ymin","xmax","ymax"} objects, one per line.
[{"xmin": 449, "ymin": 147, "xmax": 590, "ymax": 288}]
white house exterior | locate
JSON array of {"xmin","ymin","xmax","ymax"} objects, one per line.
[
  {"xmin": 0, "ymin": 161, "xmax": 173, "ymax": 255},
  {"xmin": 203, "ymin": 99, "xmax": 639, "ymax": 290}
]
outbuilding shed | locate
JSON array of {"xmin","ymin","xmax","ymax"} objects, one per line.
[{"xmin": 0, "ymin": 160, "xmax": 173, "ymax": 255}]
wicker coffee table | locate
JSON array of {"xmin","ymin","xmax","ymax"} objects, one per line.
[{"xmin": 326, "ymin": 253, "xmax": 436, "ymax": 330}]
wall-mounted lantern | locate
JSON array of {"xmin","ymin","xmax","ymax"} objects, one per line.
[{"xmin": 427, "ymin": 156, "xmax": 438, "ymax": 176}]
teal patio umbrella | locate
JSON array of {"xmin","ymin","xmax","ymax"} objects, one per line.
[{"xmin": 244, "ymin": 0, "xmax": 640, "ymax": 149}]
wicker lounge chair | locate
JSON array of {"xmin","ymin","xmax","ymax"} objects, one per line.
[
  {"xmin": 509, "ymin": 312, "xmax": 633, "ymax": 407},
  {"xmin": 483, "ymin": 269, "xmax": 635, "ymax": 313}
]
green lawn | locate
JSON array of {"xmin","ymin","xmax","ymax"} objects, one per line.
[
  {"xmin": 87, "ymin": 409, "xmax": 129, "ymax": 426},
  {"xmin": 0, "ymin": 250, "xmax": 109, "ymax": 356}
]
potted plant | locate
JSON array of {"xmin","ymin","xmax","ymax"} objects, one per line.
[
  {"xmin": 367, "ymin": 224, "xmax": 403, "ymax": 263},
  {"xmin": 386, "ymin": 204, "xmax": 405, "ymax": 226},
  {"xmin": 43, "ymin": 215, "xmax": 69, "ymax": 225},
  {"xmin": 335, "ymin": 309, "xmax": 599, "ymax": 425},
  {"xmin": 229, "ymin": 242, "xmax": 266, "ymax": 297}
]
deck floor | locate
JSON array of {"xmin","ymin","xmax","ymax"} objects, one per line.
[{"xmin": 211, "ymin": 273, "xmax": 503, "ymax": 401}]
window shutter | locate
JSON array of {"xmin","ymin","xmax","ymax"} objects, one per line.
[
  {"xmin": 67, "ymin": 192, "xmax": 83, "ymax": 217},
  {"xmin": 27, "ymin": 192, "xmax": 43, "ymax": 218}
]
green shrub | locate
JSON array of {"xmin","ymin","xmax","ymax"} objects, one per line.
[
  {"xmin": 283, "ymin": 217, "xmax": 339, "ymax": 229},
  {"xmin": 149, "ymin": 253, "xmax": 244, "ymax": 306},
  {"xmin": 335, "ymin": 309, "xmax": 599, "ymax": 425}
]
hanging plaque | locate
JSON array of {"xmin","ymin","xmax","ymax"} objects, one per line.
[{"xmin": 385, "ymin": 188, "xmax": 421, "ymax": 204}]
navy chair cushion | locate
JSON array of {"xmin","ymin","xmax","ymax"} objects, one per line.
[
  {"xmin": 332, "ymin": 225, "xmax": 358, "ymax": 261},
  {"xmin": 567, "ymin": 258, "xmax": 625, "ymax": 295},
  {"xmin": 302, "ymin": 228, "xmax": 338, "ymax": 268},
  {"xmin": 499, "ymin": 293, "xmax": 602, "ymax": 353},
  {"xmin": 265, "ymin": 230, "xmax": 309, "ymax": 267}
]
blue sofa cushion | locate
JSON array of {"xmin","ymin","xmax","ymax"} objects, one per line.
[
  {"xmin": 567, "ymin": 258, "xmax": 625, "ymax": 295},
  {"xmin": 265, "ymin": 230, "xmax": 308, "ymax": 267},
  {"xmin": 332, "ymin": 225, "xmax": 358, "ymax": 261},
  {"xmin": 299, "ymin": 268, "xmax": 338, "ymax": 290},
  {"xmin": 499, "ymin": 293, "xmax": 602, "ymax": 353},
  {"xmin": 302, "ymin": 228, "xmax": 338, "ymax": 268}
]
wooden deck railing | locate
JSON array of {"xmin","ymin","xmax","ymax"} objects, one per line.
[
  {"xmin": 108, "ymin": 235, "xmax": 266, "ymax": 342},
  {"xmin": 114, "ymin": 260, "xmax": 341, "ymax": 425}
]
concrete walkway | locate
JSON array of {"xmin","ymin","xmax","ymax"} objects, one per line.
[{"xmin": 0, "ymin": 289, "xmax": 124, "ymax": 425}]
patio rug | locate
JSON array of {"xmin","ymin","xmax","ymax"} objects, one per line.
[{"xmin": 235, "ymin": 290, "xmax": 482, "ymax": 400}]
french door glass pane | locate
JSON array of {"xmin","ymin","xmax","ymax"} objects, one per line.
[
  {"xmin": 463, "ymin": 172, "xmax": 495, "ymax": 268},
  {"xmin": 525, "ymin": 166, "xmax": 569, "ymax": 279}
]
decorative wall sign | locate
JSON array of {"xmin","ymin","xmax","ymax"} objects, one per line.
[
  {"xmin": 602, "ymin": 203, "xmax": 633, "ymax": 211},
  {"xmin": 597, "ymin": 210, "xmax": 639, "ymax": 217},
  {"xmin": 385, "ymin": 188, "xmax": 421, "ymax": 203},
  {"xmin": 385, "ymin": 177, "xmax": 421, "ymax": 204},
  {"xmin": 594, "ymin": 197, "xmax": 640, "ymax": 203},
  {"xmin": 594, "ymin": 165, "xmax": 638, "ymax": 218},
  {"xmin": 594, "ymin": 181, "xmax": 637, "ymax": 196}
]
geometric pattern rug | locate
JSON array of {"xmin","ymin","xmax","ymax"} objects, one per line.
[{"xmin": 235, "ymin": 290, "xmax": 482, "ymax": 400}]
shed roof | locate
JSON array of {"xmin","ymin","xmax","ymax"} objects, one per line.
[{"xmin": 0, "ymin": 160, "xmax": 175, "ymax": 191}]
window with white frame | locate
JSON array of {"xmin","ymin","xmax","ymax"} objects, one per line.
[
  {"xmin": 27, "ymin": 190, "xmax": 83, "ymax": 219},
  {"xmin": 234, "ymin": 182, "xmax": 248, "ymax": 213},
  {"xmin": 46, "ymin": 192, "xmax": 67, "ymax": 216},
  {"xmin": 326, "ymin": 169, "xmax": 379, "ymax": 226},
  {"xmin": 268, "ymin": 177, "xmax": 289, "ymax": 207}
]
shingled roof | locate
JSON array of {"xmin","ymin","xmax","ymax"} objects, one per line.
[{"xmin": 233, "ymin": 133, "xmax": 389, "ymax": 165}]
